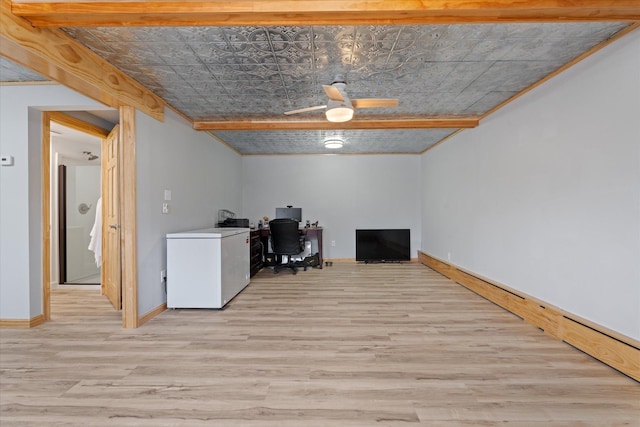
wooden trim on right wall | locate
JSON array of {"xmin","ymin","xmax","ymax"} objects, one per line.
[{"xmin": 418, "ymin": 251, "xmax": 640, "ymax": 382}]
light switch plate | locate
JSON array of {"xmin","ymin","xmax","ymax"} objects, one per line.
[
  {"xmin": 1, "ymin": 155, "xmax": 14, "ymax": 166},
  {"xmin": 164, "ymin": 189, "xmax": 171, "ymax": 201}
]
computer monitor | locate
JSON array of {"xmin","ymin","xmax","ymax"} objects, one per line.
[{"xmin": 275, "ymin": 207, "xmax": 302, "ymax": 222}]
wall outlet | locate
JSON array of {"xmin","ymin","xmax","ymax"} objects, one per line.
[
  {"xmin": 162, "ymin": 202, "xmax": 169, "ymax": 214},
  {"xmin": 331, "ymin": 240, "xmax": 336, "ymax": 247},
  {"xmin": 161, "ymin": 269, "xmax": 166, "ymax": 283},
  {"xmin": 447, "ymin": 252, "xmax": 451, "ymax": 261}
]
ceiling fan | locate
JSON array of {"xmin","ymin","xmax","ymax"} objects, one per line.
[{"xmin": 284, "ymin": 79, "xmax": 399, "ymax": 123}]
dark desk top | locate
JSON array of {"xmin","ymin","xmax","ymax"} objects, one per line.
[{"xmin": 252, "ymin": 227, "xmax": 322, "ymax": 233}]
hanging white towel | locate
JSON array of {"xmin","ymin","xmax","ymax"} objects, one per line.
[{"xmin": 88, "ymin": 197, "xmax": 102, "ymax": 268}]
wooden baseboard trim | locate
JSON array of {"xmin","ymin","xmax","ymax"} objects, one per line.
[
  {"xmin": 138, "ymin": 303, "xmax": 167, "ymax": 327},
  {"xmin": 418, "ymin": 250, "xmax": 640, "ymax": 382},
  {"xmin": 0, "ymin": 314, "xmax": 46, "ymax": 328}
]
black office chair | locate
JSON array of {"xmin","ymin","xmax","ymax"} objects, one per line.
[{"xmin": 269, "ymin": 218, "xmax": 306, "ymax": 274}]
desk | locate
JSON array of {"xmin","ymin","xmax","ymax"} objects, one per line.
[{"xmin": 250, "ymin": 227, "xmax": 323, "ymax": 276}]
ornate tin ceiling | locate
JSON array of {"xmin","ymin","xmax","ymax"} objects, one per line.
[
  {"xmin": 0, "ymin": 57, "xmax": 48, "ymax": 82},
  {"xmin": 1, "ymin": 22, "xmax": 631, "ymax": 154}
]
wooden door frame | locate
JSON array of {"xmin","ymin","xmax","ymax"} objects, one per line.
[{"xmin": 42, "ymin": 108, "xmax": 139, "ymax": 327}]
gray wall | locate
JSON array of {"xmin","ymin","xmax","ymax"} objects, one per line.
[
  {"xmin": 0, "ymin": 87, "xmax": 243, "ymax": 320},
  {"xmin": 420, "ymin": 29, "xmax": 640, "ymax": 340},
  {"xmin": 135, "ymin": 109, "xmax": 243, "ymax": 316},
  {"xmin": 0, "ymin": 84, "xmax": 108, "ymax": 319},
  {"xmin": 242, "ymin": 154, "xmax": 422, "ymax": 259}
]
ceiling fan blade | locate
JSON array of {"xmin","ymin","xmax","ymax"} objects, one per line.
[
  {"xmin": 284, "ymin": 105, "xmax": 327, "ymax": 115},
  {"xmin": 323, "ymin": 85, "xmax": 345, "ymax": 102},
  {"xmin": 351, "ymin": 98, "xmax": 399, "ymax": 109}
]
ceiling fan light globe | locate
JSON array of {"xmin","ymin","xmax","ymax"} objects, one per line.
[{"xmin": 325, "ymin": 106, "xmax": 354, "ymax": 122}]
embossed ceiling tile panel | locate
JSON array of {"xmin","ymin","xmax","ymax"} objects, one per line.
[
  {"xmin": 446, "ymin": 89, "xmax": 491, "ymax": 112},
  {"xmin": 271, "ymin": 73, "xmax": 315, "ymax": 87},
  {"xmin": 465, "ymin": 91, "xmax": 519, "ymax": 115},
  {"xmin": 582, "ymin": 22, "xmax": 629, "ymax": 39},
  {"xmin": 411, "ymin": 92, "xmax": 467, "ymax": 115},
  {"xmin": 203, "ymin": 66, "xmax": 253, "ymax": 80},
  {"xmin": 108, "ymin": 42, "xmax": 166, "ymax": 66},
  {"xmin": 486, "ymin": 23, "xmax": 548, "ymax": 40},
  {"xmin": 169, "ymin": 64, "xmax": 216, "ymax": 82},
  {"xmin": 121, "ymin": 27, "xmax": 185, "ymax": 44},
  {"xmin": 434, "ymin": 62, "xmax": 495, "ymax": 94},
  {"xmin": 212, "ymin": 129, "xmax": 458, "ymax": 155},
  {"xmin": 54, "ymin": 22, "xmax": 633, "ymax": 154},
  {"xmin": 273, "ymin": 65, "xmax": 316, "ymax": 81},
  {"xmin": 282, "ymin": 97, "xmax": 324, "ymax": 114},
  {"xmin": 256, "ymin": 54, "xmax": 301, "ymax": 72},
  {"xmin": 0, "ymin": 58, "xmax": 49, "ymax": 82},
  {"xmin": 488, "ymin": 23, "xmax": 619, "ymax": 40},
  {"xmin": 415, "ymin": 63, "xmax": 460, "ymax": 90},
  {"xmin": 469, "ymin": 61, "xmax": 559, "ymax": 93},
  {"xmin": 289, "ymin": 27, "xmax": 336, "ymax": 47},
  {"xmin": 502, "ymin": 38, "xmax": 584, "ymax": 62},
  {"xmin": 396, "ymin": 93, "xmax": 445, "ymax": 113},
  {"xmin": 281, "ymin": 93, "xmax": 319, "ymax": 109},
  {"xmin": 332, "ymin": 27, "xmax": 369, "ymax": 50},
  {"xmin": 218, "ymin": 79, "xmax": 275, "ymax": 94},
  {"xmin": 246, "ymin": 27, "xmax": 302, "ymax": 52},
  {"xmin": 66, "ymin": 27, "xmax": 122, "ymax": 45},
  {"xmin": 134, "ymin": 65, "xmax": 188, "ymax": 85},
  {"xmin": 187, "ymin": 80, "xmax": 226, "ymax": 94},
  {"xmin": 463, "ymin": 39, "xmax": 516, "ymax": 61},
  {"xmin": 190, "ymin": 43, "xmax": 240, "ymax": 63},
  {"xmin": 377, "ymin": 27, "xmax": 418, "ymax": 51},
  {"xmin": 61, "ymin": 28, "xmax": 121, "ymax": 63},
  {"xmin": 125, "ymin": 70, "xmax": 166, "ymax": 91},
  {"xmin": 314, "ymin": 66, "xmax": 358, "ymax": 85},
  {"xmin": 215, "ymin": 26, "xmax": 264, "ymax": 44},
  {"xmin": 442, "ymin": 24, "xmax": 496, "ymax": 40},
  {"xmin": 176, "ymin": 27, "xmax": 227, "ymax": 43},
  {"xmin": 211, "ymin": 130, "xmax": 317, "ymax": 155},
  {"xmin": 311, "ymin": 41, "xmax": 347, "ymax": 60},
  {"xmin": 172, "ymin": 104, "xmax": 208, "ymax": 117},
  {"xmin": 423, "ymin": 38, "xmax": 481, "ymax": 62},
  {"xmin": 160, "ymin": 85, "xmax": 200, "ymax": 100},
  {"xmin": 150, "ymin": 44, "xmax": 202, "ymax": 66}
]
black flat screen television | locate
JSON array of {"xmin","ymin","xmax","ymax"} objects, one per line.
[{"xmin": 355, "ymin": 229, "xmax": 411, "ymax": 262}]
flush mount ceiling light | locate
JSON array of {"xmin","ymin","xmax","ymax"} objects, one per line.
[{"xmin": 324, "ymin": 138, "xmax": 344, "ymax": 149}]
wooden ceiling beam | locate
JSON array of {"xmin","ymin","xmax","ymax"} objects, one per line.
[
  {"xmin": 194, "ymin": 117, "xmax": 480, "ymax": 131},
  {"xmin": 11, "ymin": 0, "xmax": 640, "ymax": 27},
  {"xmin": 1, "ymin": 0, "xmax": 164, "ymax": 121}
]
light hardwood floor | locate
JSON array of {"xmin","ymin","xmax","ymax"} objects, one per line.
[{"xmin": 1, "ymin": 263, "xmax": 638, "ymax": 426}]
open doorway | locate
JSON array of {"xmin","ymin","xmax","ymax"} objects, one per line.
[
  {"xmin": 42, "ymin": 107, "xmax": 139, "ymax": 327},
  {"xmin": 46, "ymin": 111, "xmax": 117, "ymax": 316},
  {"xmin": 53, "ymin": 126, "xmax": 103, "ymax": 285}
]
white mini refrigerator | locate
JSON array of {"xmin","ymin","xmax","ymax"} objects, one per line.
[{"xmin": 166, "ymin": 227, "xmax": 250, "ymax": 309}]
